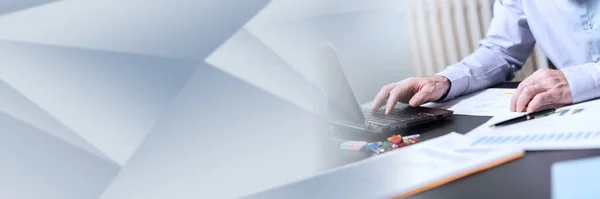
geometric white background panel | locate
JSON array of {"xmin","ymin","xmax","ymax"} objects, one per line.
[
  {"xmin": 206, "ymin": 29, "xmax": 327, "ymax": 116},
  {"xmin": 0, "ymin": 0, "xmax": 54, "ymax": 16},
  {"xmin": 98, "ymin": 64, "xmax": 325, "ymax": 199},
  {"xmin": 0, "ymin": 112, "xmax": 120, "ymax": 199},
  {"xmin": 0, "ymin": 40, "xmax": 198, "ymax": 165},
  {"xmin": 0, "ymin": 0, "xmax": 271, "ymax": 61},
  {"xmin": 0, "ymin": 79, "xmax": 115, "ymax": 164},
  {"xmin": 0, "ymin": 0, "xmax": 274, "ymax": 198}
]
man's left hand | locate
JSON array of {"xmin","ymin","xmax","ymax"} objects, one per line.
[{"xmin": 510, "ymin": 68, "xmax": 573, "ymax": 113}]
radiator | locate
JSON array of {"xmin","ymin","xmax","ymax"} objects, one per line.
[{"xmin": 406, "ymin": 0, "xmax": 548, "ymax": 81}]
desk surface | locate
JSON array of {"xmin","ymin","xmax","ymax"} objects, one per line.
[{"xmin": 251, "ymin": 82, "xmax": 600, "ymax": 199}]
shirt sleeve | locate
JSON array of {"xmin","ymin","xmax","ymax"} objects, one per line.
[
  {"xmin": 436, "ymin": 0, "xmax": 536, "ymax": 101},
  {"xmin": 561, "ymin": 63, "xmax": 600, "ymax": 103}
]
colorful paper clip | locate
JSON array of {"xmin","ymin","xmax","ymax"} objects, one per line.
[
  {"xmin": 405, "ymin": 138, "xmax": 418, "ymax": 144},
  {"xmin": 380, "ymin": 141, "xmax": 391, "ymax": 149},
  {"xmin": 404, "ymin": 134, "xmax": 420, "ymax": 139},
  {"xmin": 366, "ymin": 134, "xmax": 422, "ymax": 155},
  {"xmin": 364, "ymin": 142, "xmax": 380, "ymax": 151},
  {"xmin": 387, "ymin": 135, "xmax": 403, "ymax": 144}
]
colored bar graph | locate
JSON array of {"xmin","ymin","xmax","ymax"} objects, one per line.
[
  {"xmin": 488, "ymin": 136, "xmax": 502, "ymax": 145},
  {"xmin": 547, "ymin": 133, "xmax": 556, "ymax": 140},
  {"xmin": 530, "ymin": 134, "xmax": 539, "ymax": 142},
  {"xmin": 471, "ymin": 137, "xmax": 486, "ymax": 146},
  {"xmin": 564, "ymin": 132, "xmax": 574, "ymax": 141},
  {"xmin": 555, "ymin": 133, "xmax": 565, "ymax": 141},
  {"xmin": 470, "ymin": 130, "xmax": 600, "ymax": 147},
  {"xmin": 571, "ymin": 108, "xmax": 584, "ymax": 115},
  {"xmin": 557, "ymin": 109, "xmax": 570, "ymax": 116},
  {"xmin": 510, "ymin": 136, "xmax": 521, "ymax": 142},
  {"xmin": 584, "ymin": 132, "xmax": 592, "ymax": 139},
  {"xmin": 574, "ymin": 132, "xmax": 583, "ymax": 140},
  {"xmin": 518, "ymin": 135, "xmax": 530, "ymax": 143},
  {"xmin": 553, "ymin": 108, "xmax": 586, "ymax": 116},
  {"xmin": 499, "ymin": 136, "xmax": 511, "ymax": 144}
]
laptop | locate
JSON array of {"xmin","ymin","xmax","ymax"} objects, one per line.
[{"xmin": 312, "ymin": 43, "xmax": 453, "ymax": 134}]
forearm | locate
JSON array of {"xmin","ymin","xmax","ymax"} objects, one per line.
[
  {"xmin": 433, "ymin": 0, "xmax": 535, "ymax": 101},
  {"xmin": 436, "ymin": 46, "xmax": 517, "ymax": 101}
]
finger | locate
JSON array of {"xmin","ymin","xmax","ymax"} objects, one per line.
[
  {"xmin": 371, "ymin": 84, "xmax": 394, "ymax": 112},
  {"xmin": 526, "ymin": 92, "xmax": 552, "ymax": 113},
  {"xmin": 516, "ymin": 85, "xmax": 542, "ymax": 112},
  {"xmin": 511, "ymin": 80, "xmax": 534, "ymax": 112},
  {"xmin": 385, "ymin": 87, "xmax": 403, "ymax": 115},
  {"xmin": 409, "ymin": 84, "xmax": 435, "ymax": 107},
  {"xmin": 510, "ymin": 86, "xmax": 523, "ymax": 112},
  {"xmin": 385, "ymin": 83, "xmax": 413, "ymax": 114}
]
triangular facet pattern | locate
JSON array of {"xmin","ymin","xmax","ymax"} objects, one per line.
[
  {"xmin": 0, "ymin": 112, "xmax": 120, "ymax": 199},
  {"xmin": 0, "ymin": 40, "xmax": 197, "ymax": 165},
  {"xmin": 0, "ymin": 0, "xmax": 271, "ymax": 61},
  {"xmin": 206, "ymin": 29, "xmax": 327, "ymax": 116},
  {"xmin": 0, "ymin": 0, "xmax": 289, "ymax": 198},
  {"xmin": 0, "ymin": 0, "xmax": 56, "ymax": 16},
  {"xmin": 0, "ymin": 80, "xmax": 117, "ymax": 164}
]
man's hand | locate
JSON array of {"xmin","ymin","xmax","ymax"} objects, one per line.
[
  {"xmin": 510, "ymin": 68, "xmax": 572, "ymax": 113},
  {"xmin": 371, "ymin": 75, "xmax": 451, "ymax": 114}
]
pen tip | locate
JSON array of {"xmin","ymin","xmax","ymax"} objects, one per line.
[{"xmin": 489, "ymin": 125, "xmax": 495, "ymax": 128}]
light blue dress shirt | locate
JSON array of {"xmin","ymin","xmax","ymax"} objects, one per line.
[{"xmin": 438, "ymin": 0, "xmax": 600, "ymax": 103}]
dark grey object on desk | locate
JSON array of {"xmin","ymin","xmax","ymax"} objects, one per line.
[{"xmin": 248, "ymin": 83, "xmax": 600, "ymax": 199}]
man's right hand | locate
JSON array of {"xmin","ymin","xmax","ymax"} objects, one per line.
[{"xmin": 371, "ymin": 75, "xmax": 451, "ymax": 115}]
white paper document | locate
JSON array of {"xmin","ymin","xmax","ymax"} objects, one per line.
[
  {"xmin": 256, "ymin": 132, "xmax": 524, "ymax": 199},
  {"xmin": 423, "ymin": 88, "xmax": 518, "ymax": 116},
  {"xmin": 392, "ymin": 133, "xmax": 520, "ymax": 177},
  {"xmin": 465, "ymin": 128, "xmax": 600, "ymax": 151},
  {"xmin": 363, "ymin": 132, "xmax": 524, "ymax": 199},
  {"xmin": 465, "ymin": 99, "xmax": 600, "ymax": 150}
]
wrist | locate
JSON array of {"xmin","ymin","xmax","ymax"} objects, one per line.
[
  {"xmin": 432, "ymin": 75, "xmax": 451, "ymax": 102},
  {"xmin": 560, "ymin": 64, "xmax": 600, "ymax": 103}
]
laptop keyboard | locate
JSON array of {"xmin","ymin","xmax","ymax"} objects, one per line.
[{"xmin": 363, "ymin": 108, "xmax": 433, "ymax": 126}]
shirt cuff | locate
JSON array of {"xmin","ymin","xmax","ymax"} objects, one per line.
[
  {"xmin": 435, "ymin": 65, "xmax": 470, "ymax": 101},
  {"xmin": 561, "ymin": 63, "xmax": 600, "ymax": 103}
]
